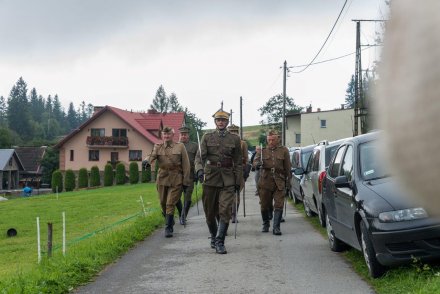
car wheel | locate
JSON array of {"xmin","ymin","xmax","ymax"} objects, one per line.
[
  {"xmin": 325, "ymin": 211, "xmax": 345, "ymax": 252},
  {"xmin": 318, "ymin": 204, "xmax": 326, "ymax": 227},
  {"xmin": 360, "ymin": 221, "xmax": 386, "ymax": 278}
]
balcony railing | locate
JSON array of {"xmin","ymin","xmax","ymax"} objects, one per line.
[{"xmin": 86, "ymin": 136, "xmax": 128, "ymax": 147}]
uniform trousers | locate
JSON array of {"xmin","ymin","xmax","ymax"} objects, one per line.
[
  {"xmin": 202, "ymin": 185, "xmax": 235, "ymax": 226},
  {"xmin": 182, "ymin": 181, "xmax": 195, "ymax": 202},
  {"xmin": 259, "ymin": 179, "xmax": 284, "ymax": 211},
  {"xmin": 157, "ymin": 185, "xmax": 183, "ymax": 215}
]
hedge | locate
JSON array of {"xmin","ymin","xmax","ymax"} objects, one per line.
[
  {"xmin": 64, "ymin": 169, "xmax": 76, "ymax": 192},
  {"xmin": 104, "ymin": 164, "xmax": 114, "ymax": 186},
  {"xmin": 78, "ymin": 168, "xmax": 88, "ymax": 188},
  {"xmin": 115, "ymin": 163, "xmax": 126, "ymax": 185},
  {"xmin": 90, "ymin": 166, "xmax": 101, "ymax": 187},
  {"xmin": 129, "ymin": 162, "xmax": 139, "ymax": 184},
  {"xmin": 51, "ymin": 170, "xmax": 63, "ymax": 193}
]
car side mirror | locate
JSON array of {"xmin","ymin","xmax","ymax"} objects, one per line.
[
  {"xmin": 293, "ymin": 167, "xmax": 305, "ymax": 175},
  {"xmin": 335, "ymin": 175, "xmax": 351, "ymax": 188}
]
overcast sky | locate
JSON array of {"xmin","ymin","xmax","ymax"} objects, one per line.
[{"xmin": 0, "ymin": 0, "xmax": 387, "ymax": 129}]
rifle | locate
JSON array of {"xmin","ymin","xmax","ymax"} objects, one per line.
[{"xmin": 195, "ymin": 131, "xmax": 204, "ymax": 215}]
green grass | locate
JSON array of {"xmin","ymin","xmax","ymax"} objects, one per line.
[
  {"xmin": 292, "ymin": 201, "xmax": 440, "ymax": 294},
  {"xmin": 0, "ymin": 183, "xmax": 173, "ymax": 293}
]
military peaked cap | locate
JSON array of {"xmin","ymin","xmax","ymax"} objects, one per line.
[
  {"xmin": 267, "ymin": 129, "xmax": 280, "ymax": 136},
  {"xmin": 178, "ymin": 126, "xmax": 191, "ymax": 133},
  {"xmin": 227, "ymin": 124, "xmax": 239, "ymax": 132},
  {"xmin": 162, "ymin": 126, "xmax": 174, "ymax": 133},
  {"xmin": 213, "ymin": 109, "xmax": 230, "ymax": 120}
]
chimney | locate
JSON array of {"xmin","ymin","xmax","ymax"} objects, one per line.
[
  {"xmin": 306, "ymin": 105, "xmax": 312, "ymax": 113},
  {"xmin": 93, "ymin": 106, "xmax": 104, "ymax": 115},
  {"xmin": 147, "ymin": 108, "xmax": 159, "ymax": 114}
]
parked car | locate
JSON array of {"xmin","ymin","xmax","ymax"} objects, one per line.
[
  {"xmin": 295, "ymin": 138, "xmax": 347, "ymax": 226},
  {"xmin": 322, "ymin": 131, "xmax": 440, "ymax": 278},
  {"xmin": 290, "ymin": 144, "xmax": 315, "ymax": 204}
]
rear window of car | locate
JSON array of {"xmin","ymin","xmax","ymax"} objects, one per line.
[
  {"xmin": 301, "ymin": 150, "xmax": 312, "ymax": 168},
  {"xmin": 325, "ymin": 144, "xmax": 342, "ymax": 167}
]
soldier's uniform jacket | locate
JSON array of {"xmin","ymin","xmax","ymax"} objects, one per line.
[
  {"xmin": 182, "ymin": 141, "xmax": 198, "ymax": 179},
  {"xmin": 253, "ymin": 145, "xmax": 292, "ymax": 191},
  {"xmin": 195, "ymin": 130, "xmax": 242, "ymax": 187},
  {"xmin": 148, "ymin": 141, "xmax": 192, "ymax": 187}
]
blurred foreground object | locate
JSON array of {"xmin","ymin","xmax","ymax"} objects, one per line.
[{"xmin": 377, "ymin": 0, "xmax": 440, "ymax": 215}]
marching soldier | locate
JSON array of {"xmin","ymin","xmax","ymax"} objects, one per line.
[
  {"xmin": 227, "ymin": 124, "xmax": 250, "ymax": 223},
  {"xmin": 253, "ymin": 129, "xmax": 291, "ymax": 235},
  {"xmin": 144, "ymin": 126, "xmax": 192, "ymax": 238},
  {"xmin": 195, "ymin": 107, "xmax": 242, "ymax": 254},
  {"xmin": 178, "ymin": 125, "xmax": 199, "ymax": 225}
]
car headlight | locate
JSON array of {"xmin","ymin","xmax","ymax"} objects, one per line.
[{"xmin": 378, "ymin": 208, "xmax": 428, "ymax": 223}]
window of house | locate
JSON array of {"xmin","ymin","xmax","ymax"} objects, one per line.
[
  {"xmin": 111, "ymin": 152, "xmax": 119, "ymax": 163},
  {"xmin": 129, "ymin": 150, "xmax": 142, "ymax": 161},
  {"xmin": 295, "ymin": 134, "xmax": 301, "ymax": 144},
  {"xmin": 91, "ymin": 128, "xmax": 105, "ymax": 137},
  {"xmin": 112, "ymin": 128, "xmax": 127, "ymax": 137},
  {"xmin": 70, "ymin": 150, "xmax": 74, "ymax": 161},
  {"xmin": 320, "ymin": 120, "xmax": 327, "ymax": 128},
  {"xmin": 89, "ymin": 150, "xmax": 99, "ymax": 161}
]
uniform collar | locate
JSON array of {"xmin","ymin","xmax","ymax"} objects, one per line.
[
  {"xmin": 164, "ymin": 141, "xmax": 175, "ymax": 148},
  {"xmin": 216, "ymin": 129, "xmax": 227, "ymax": 137}
]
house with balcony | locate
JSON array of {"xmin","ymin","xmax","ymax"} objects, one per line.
[{"xmin": 54, "ymin": 106, "xmax": 185, "ymax": 174}]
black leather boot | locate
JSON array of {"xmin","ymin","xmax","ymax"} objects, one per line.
[
  {"xmin": 180, "ymin": 201, "xmax": 191, "ymax": 225},
  {"xmin": 176, "ymin": 199, "xmax": 183, "ymax": 224},
  {"xmin": 208, "ymin": 223, "xmax": 218, "ymax": 249},
  {"xmin": 215, "ymin": 221, "xmax": 229, "ymax": 254},
  {"xmin": 273, "ymin": 210, "xmax": 283, "ymax": 235},
  {"xmin": 165, "ymin": 214, "xmax": 174, "ymax": 238},
  {"xmin": 261, "ymin": 210, "xmax": 270, "ymax": 232}
]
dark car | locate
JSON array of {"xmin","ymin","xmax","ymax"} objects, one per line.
[
  {"xmin": 290, "ymin": 144, "xmax": 315, "ymax": 203},
  {"xmin": 322, "ymin": 131, "xmax": 440, "ymax": 278}
]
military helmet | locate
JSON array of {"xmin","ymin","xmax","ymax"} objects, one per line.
[
  {"xmin": 212, "ymin": 109, "xmax": 230, "ymax": 120},
  {"xmin": 178, "ymin": 126, "xmax": 190, "ymax": 133},
  {"xmin": 227, "ymin": 124, "xmax": 239, "ymax": 133}
]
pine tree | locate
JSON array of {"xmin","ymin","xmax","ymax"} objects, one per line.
[
  {"xmin": 168, "ymin": 92, "xmax": 183, "ymax": 112},
  {"xmin": 0, "ymin": 96, "xmax": 6, "ymax": 126},
  {"xmin": 150, "ymin": 85, "xmax": 168, "ymax": 112},
  {"xmin": 258, "ymin": 94, "xmax": 303, "ymax": 126},
  {"xmin": 7, "ymin": 77, "xmax": 32, "ymax": 140},
  {"xmin": 67, "ymin": 102, "xmax": 78, "ymax": 131},
  {"xmin": 345, "ymin": 75, "xmax": 355, "ymax": 108}
]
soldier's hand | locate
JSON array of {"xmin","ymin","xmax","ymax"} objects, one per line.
[
  {"xmin": 255, "ymin": 163, "xmax": 262, "ymax": 170},
  {"xmin": 197, "ymin": 169, "xmax": 204, "ymax": 184},
  {"xmin": 193, "ymin": 173, "xmax": 198, "ymax": 184},
  {"xmin": 142, "ymin": 160, "xmax": 151, "ymax": 169}
]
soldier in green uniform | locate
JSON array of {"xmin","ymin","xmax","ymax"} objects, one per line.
[
  {"xmin": 144, "ymin": 126, "xmax": 192, "ymax": 238},
  {"xmin": 227, "ymin": 124, "xmax": 250, "ymax": 223},
  {"xmin": 178, "ymin": 125, "xmax": 199, "ymax": 225},
  {"xmin": 195, "ymin": 108, "xmax": 242, "ymax": 254},
  {"xmin": 253, "ymin": 129, "xmax": 291, "ymax": 235}
]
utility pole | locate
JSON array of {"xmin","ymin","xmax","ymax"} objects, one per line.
[
  {"xmin": 240, "ymin": 96, "xmax": 243, "ymax": 139},
  {"xmin": 282, "ymin": 60, "xmax": 287, "ymax": 146},
  {"xmin": 352, "ymin": 19, "xmax": 386, "ymax": 136}
]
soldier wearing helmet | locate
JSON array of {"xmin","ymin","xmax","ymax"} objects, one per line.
[
  {"xmin": 144, "ymin": 126, "xmax": 192, "ymax": 238},
  {"xmin": 195, "ymin": 106, "xmax": 242, "ymax": 254}
]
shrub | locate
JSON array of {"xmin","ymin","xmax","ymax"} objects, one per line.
[
  {"xmin": 51, "ymin": 170, "xmax": 63, "ymax": 193},
  {"xmin": 90, "ymin": 166, "xmax": 101, "ymax": 187},
  {"xmin": 141, "ymin": 168, "xmax": 151, "ymax": 183},
  {"xmin": 64, "ymin": 169, "xmax": 76, "ymax": 192},
  {"xmin": 129, "ymin": 162, "xmax": 139, "ymax": 184},
  {"xmin": 78, "ymin": 168, "xmax": 88, "ymax": 188},
  {"xmin": 104, "ymin": 164, "xmax": 114, "ymax": 186},
  {"xmin": 115, "ymin": 163, "xmax": 126, "ymax": 185}
]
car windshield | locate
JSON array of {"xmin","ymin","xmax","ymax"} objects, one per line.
[
  {"xmin": 301, "ymin": 150, "xmax": 312, "ymax": 168},
  {"xmin": 359, "ymin": 141, "xmax": 389, "ymax": 181}
]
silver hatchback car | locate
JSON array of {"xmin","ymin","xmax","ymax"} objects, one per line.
[{"xmin": 296, "ymin": 138, "xmax": 347, "ymax": 226}]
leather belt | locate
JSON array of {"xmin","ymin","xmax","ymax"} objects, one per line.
[
  {"xmin": 207, "ymin": 159, "xmax": 233, "ymax": 168},
  {"xmin": 263, "ymin": 167, "xmax": 285, "ymax": 176}
]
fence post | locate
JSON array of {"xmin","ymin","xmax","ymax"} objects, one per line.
[{"xmin": 47, "ymin": 222, "xmax": 53, "ymax": 258}]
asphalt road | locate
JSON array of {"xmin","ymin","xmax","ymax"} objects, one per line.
[{"xmin": 75, "ymin": 173, "xmax": 374, "ymax": 294}]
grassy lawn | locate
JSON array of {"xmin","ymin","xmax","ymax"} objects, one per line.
[
  {"xmin": 292, "ymin": 201, "xmax": 440, "ymax": 294},
  {"xmin": 0, "ymin": 183, "xmax": 171, "ymax": 293}
]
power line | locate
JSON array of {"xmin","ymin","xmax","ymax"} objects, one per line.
[
  {"xmin": 292, "ymin": 0, "xmax": 349, "ymax": 74},
  {"xmin": 289, "ymin": 45, "xmax": 376, "ymax": 69}
]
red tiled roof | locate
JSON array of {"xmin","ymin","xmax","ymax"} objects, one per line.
[{"xmin": 55, "ymin": 106, "xmax": 185, "ymax": 148}]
